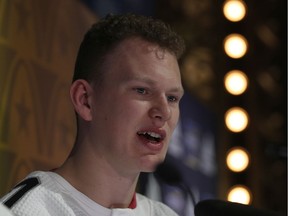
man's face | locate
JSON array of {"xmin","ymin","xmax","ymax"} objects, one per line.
[{"xmin": 89, "ymin": 37, "xmax": 184, "ymax": 175}]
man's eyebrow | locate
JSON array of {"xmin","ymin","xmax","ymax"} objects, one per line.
[
  {"xmin": 169, "ymin": 87, "xmax": 185, "ymax": 95},
  {"xmin": 123, "ymin": 75, "xmax": 156, "ymax": 85}
]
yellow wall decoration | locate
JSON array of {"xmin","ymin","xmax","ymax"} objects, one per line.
[{"xmin": 0, "ymin": 0, "xmax": 96, "ymax": 195}]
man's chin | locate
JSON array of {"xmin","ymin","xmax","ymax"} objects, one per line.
[{"xmin": 140, "ymin": 157, "xmax": 165, "ymax": 173}]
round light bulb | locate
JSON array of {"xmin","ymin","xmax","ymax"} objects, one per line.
[
  {"xmin": 224, "ymin": 34, "xmax": 248, "ymax": 59},
  {"xmin": 224, "ymin": 70, "xmax": 248, "ymax": 95},
  {"xmin": 223, "ymin": 0, "xmax": 247, "ymax": 22},
  {"xmin": 225, "ymin": 107, "xmax": 249, "ymax": 132},
  {"xmin": 227, "ymin": 185, "xmax": 252, "ymax": 204},
  {"xmin": 226, "ymin": 147, "xmax": 250, "ymax": 172}
]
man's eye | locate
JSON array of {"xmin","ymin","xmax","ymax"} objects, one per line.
[
  {"xmin": 167, "ymin": 95, "xmax": 178, "ymax": 102},
  {"xmin": 135, "ymin": 88, "xmax": 147, "ymax": 94}
]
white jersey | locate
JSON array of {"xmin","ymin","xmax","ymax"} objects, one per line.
[{"xmin": 0, "ymin": 171, "xmax": 178, "ymax": 216}]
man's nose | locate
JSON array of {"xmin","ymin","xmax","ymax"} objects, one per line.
[{"xmin": 148, "ymin": 97, "xmax": 172, "ymax": 123}]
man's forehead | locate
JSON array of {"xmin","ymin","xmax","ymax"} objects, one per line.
[
  {"xmin": 115, "ymin": 37, "xmax": 172, "ymax": 59},
  {"xmin": 118, "ymin": 37, "xmax": 155, "ymax": 49}
]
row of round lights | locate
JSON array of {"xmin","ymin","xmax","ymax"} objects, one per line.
[{"xmin": 222, "ymin": 0, "xmax": 252, "ymax": 205}]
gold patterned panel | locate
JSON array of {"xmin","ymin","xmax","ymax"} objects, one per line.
[{"xmin": 0, "ymin": 0, "xmax": 97, "ymax": 195}]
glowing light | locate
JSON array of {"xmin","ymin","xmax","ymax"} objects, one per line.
[
  {"xmin": 226, "ymin": 147, "xmax": 250, "ymax": 172},
  {"xmin": 224, "ymin": 70, "xmax": 248, "ymax": 95},
  {"xmin": 225, "ymin": 107, "xmax": 249, "ymax": 132},
  {"xmin": 223, "ymin": 0, "xmax": 247, "ymax": 22},
  {"xmin": 227, "ymin": 185, "xmax": 252, "ymax": 204},
  {"xmin": 224, "ymin": 34, "xmax": 248, "ymax": 58}
]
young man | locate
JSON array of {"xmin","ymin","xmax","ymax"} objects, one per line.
[{"xmin": 1, "ymin": 13, "xmax": 185, "ymax": 215}]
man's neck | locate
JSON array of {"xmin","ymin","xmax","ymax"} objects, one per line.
[{"xmin": 54, "ymin": 152, "xmax": 139, "ymax": 209}]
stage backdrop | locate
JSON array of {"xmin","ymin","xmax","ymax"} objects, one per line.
[{"xmin": 0, "ymin": 0, "xmax": 96, "ymax": 195}]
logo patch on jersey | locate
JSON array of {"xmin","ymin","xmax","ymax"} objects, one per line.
[{"xmin": 3, "ymin": 177, "xmax": 40, "ymax": 208}]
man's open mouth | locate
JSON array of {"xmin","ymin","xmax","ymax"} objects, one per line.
[{"xmin": 137, "ymin": 131, "xmax": 163, "ymax": 143}]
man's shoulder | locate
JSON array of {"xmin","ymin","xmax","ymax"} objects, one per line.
[
  {"xmin": 0, "ymin": 171, "xmax": 74, "ymax": 215},
  {"xmin": 0, "ymin": 171, "xmax": 49, "ymax": 205},
  {"xmin": 135, "ymin": 193, "xmax": 179, "ymax": 216}
]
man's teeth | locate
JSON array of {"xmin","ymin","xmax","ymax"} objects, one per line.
[{"xmin": 138, "ymin": 131, "xmax": 161, "ymax": 139}]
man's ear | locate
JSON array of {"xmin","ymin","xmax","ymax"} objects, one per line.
[{"xmin": 70, "ymin": 79, "xmax": 93, "ymax": 121}]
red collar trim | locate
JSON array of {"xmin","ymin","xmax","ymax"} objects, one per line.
[{"xmin": 128, "ymin": 193, "xmax": 137, "ymax": 209}]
